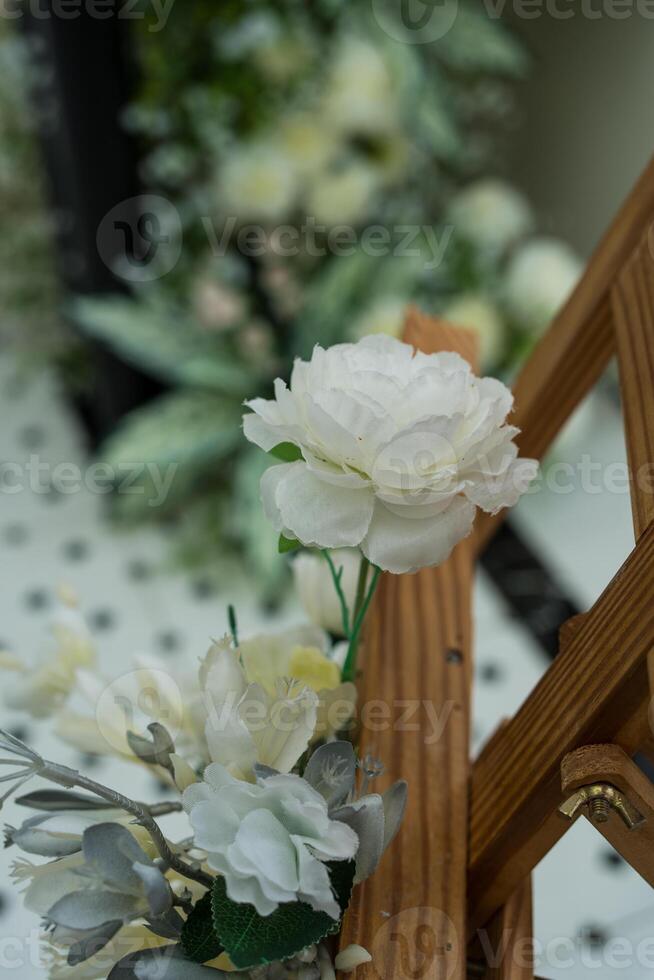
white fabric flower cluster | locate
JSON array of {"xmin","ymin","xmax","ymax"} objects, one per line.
[
  {"xmin": 183, "ymin": 763, "xmax": 358, "ymax": 918},
  {"xmin": 244, "ymin": 335, "xmax": 538, "ymax": 574}
]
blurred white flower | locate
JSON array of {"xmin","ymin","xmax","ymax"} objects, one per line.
[
  {"xmin": 292, "ymin": 550, "xmax": 360, "ymax": 636},
  {"xmin": 183, "ymin": 763, "xmax": 358, "ymax": 917},
  {"xmin": 192, "ymin": 278, "xmax": 245, "ymax": 331},
  {"xmin": 351, "ymin": 297, "xmax": 407, "ymax": 342},
  {"xmin": 504, "ymin": 237, "xmax": 583, "ymax": 332},
  {"xmin": 325, "ymin": 38, "xmax": 397, "ymax": 136},
  {"xmin": 306, "ymin": 163, "xmax": 377, "ymax": 226},
  {"xmin": 442, "ymin": 294, "xmax": 506, "ymax": 370},
  {"xmin": 219, "ymin": 141, "xmax": 296, "ymax": 223},
  {"xmin": 448, "ymin": 178, "xmax": 532, "ymax": 253},
  {"xmin": 244, "ymin": 335, "xmax": 538, "ymax": 574},
  {"xmin": 3, "ymin": 601, "xmax": 95, "ymax": 719},
  {"xmin": 276, "ymin": 113, "xmax": 335, "ymax": 178}
]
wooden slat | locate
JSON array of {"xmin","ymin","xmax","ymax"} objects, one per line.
[
  {"xmin": 468, "ymin": 520, "xmax": 654, "ymax": 934},
  {"xmin": 478, "ymin": 878, "xmax": 534, "ymax": 979},
  {"xmin": 476, "ymin": 154, "xmax": 654, "ymax": 552},
  {"xmin": 612, "ymin": 225, "xmax": 654, "ymax": 539},
  {"xmin": 338, "ymin": 314, "xmax": 476, "ymax": 979}
]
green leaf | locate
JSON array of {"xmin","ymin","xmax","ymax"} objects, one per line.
[
  {"xmin": 181, "ymin": 893, "xmax": 224, "ymax": 965},
  {"xmin": 233, "ymin": 450, "xmax": 289, "ymax": 603},
  {"xmin": 71, "ymin": 295, "xmax": 254, "ymax": 394},
  {"xmin": 278, "ymin": 534, "xmax": 300, "ymax": 554},
  {"xmin": 211, "ymin": 861, "xmax": 355, "ymax": 970},
  {"xmin": 269, "ymin": 442, "xmax": 302, "ymax": 462}
]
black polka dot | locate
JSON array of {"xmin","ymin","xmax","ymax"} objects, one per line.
[
  {"xmin": 42, "ymin": 483, "xmax": 64, "ymax": 504},
  {"xmin": 8, "ymin": 725, "xmax": 30, "ymax": 743},
  {"xmin": 446, "ymin": 648, "xmax": 463, "ymax": 664},
  {"xmin": 3, "ymin": 523, "xmax": 28, "ymax": 546},
  {"xmin": 0, "ymin": 891, "xmax": 9, "ymax": 916},
  {"xmin": 157, "ymin": 630, "xmax": 182, "ymax": 654},
  {"xmin": 19, "ymin": 424, "xmax": 46, "ymax": 449},
  {"xmin": 127, "ymin": 559, "xmax": 151, "ymax": 582},
  {"xmin": 480, "ymin": 662, "xmax": 504, "ymax": 684},
  {"xmin": 79, "ymin": 753, "xmax": 102, "ymax": 770},
  {"xmin": 191, "ymin": 577, "xmax": 217, "ymax": 599},
  {"xmin": 25, "ymin": 588, "xmax": 50, "ymax": 611},
  {"xmin": 89, "ymin": 609, "xmax": 116, "ymax": 631},
  {"xmin": 62, "ymin": 539, "xmax": 90, "ymax": 562},
  {"xmin": 578, "ymin": 925, "xmax": 609, "ymax": 949},
  {"xmin": 601, "ymin": 849, "xmax": 625, "ymax": 871}
]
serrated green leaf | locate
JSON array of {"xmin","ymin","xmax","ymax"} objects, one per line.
[
  {"xmin": 211, "ymin": 861, "xmax": 355, "ymax": 969},
  {"xmin": 101, "ymin": 389, "xmax": 242, "ymax": 472},
  {"xmin": 269, "ymin": 442, "xmax": 302, "ymax": 462},
  {"xmin": 278, "ymin": 534, "xmax": 300, "ymax": 554},
  {"xmin": 71, "ymin": 295, "xmax": 254, "ymax": 394},
  {"xmin": 181, "ymin": 893, "xmax": 223, "ymax": 964}
]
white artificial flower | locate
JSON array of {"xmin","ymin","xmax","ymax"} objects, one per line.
[
  {"xmin": 351, "ymin": 297, "xmax": 407, "ymax": 343},
  {"xmin": 3, "ymin": 602, "xmax": 95, "ymax": 719},
  {"xmin": 292, "ymin": 550, "xmax": 360, "ymax": 636},
  {"xmin": 305, "ymin": 163, "xmax": 378, "ymax": 226},
  {"xmin": 442, "ymin": 294, "xmax": 506, "ymax": 370},
  {"xmin": 202, "ymin": 640, "xmax": 319, "ymax": 779},
  {"xmin": 448, "ymin": 178, "xmax": 532, "ymax": 254},
  {"xmin": 183, "ymin": 763, "xmax": 358, "ymax": 917},
  {"xmin": 244, "ymin": 335, "xmax": 538, "ymax": 574},
  {"xmin": 504, "ymin": 237, "xmax": 583, "ymax": 332},
  {"xmin": 324, "ymin": 38, "xmax": 397, "ymax": 136},
  {"xmin": 219, "ymin": 141, "xmax": 297, "ymax": 223}
]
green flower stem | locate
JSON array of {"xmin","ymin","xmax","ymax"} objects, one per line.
[
  {"xmin": 322, "ymin": 550, "xmax": 351, "ymax": 637},
  {"xmin": 341, "ymin": 559, "xmax": 381, "ymax": 683}
]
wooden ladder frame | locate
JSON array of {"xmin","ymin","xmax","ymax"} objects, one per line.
[{"xmin": 338, "ymin": 155, "xmax": 654, "ymax": 979}]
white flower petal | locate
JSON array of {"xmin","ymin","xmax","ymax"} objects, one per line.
[
  {"xmin": 262, "ymin": 462, "xmax": 374, "ymax": 550},
  {"xmin": 362, "ymin": 496, "xmax": 476, "ymax": 574}
]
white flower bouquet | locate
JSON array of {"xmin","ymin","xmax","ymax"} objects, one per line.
[{"xmin": 2, "ymin": 335, "xmax": 536, "ymax": 978}]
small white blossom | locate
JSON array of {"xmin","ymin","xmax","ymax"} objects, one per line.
[
  {"xmin": 292, "ymin": 551, "xmax": 360, "ymax": 637},
  {"xmin": 324, "ymin": 38, "xmax": 398, "ymax": 136},
  {"xmin": 504, "ymin": 237, "xmax": 582, "ymax": 332},
  {"xmin": 219, "ymin": 141, "xmax": 297, "ymax": 223},
  {"xmin": 442, "ymin": 294, "xmax": 506, "ymax": 370},
  {"xmin": 183, "ymin": 763, "xmax": 358, "ymax": 918},
  {"xmin": 244, "ymin": 335, "xmax": 538, "ymax": 574},
  {"xmin": 448, "ymin": 178, "xmax": 532, "ymax": 254},
  {"xmin": 305, "ymin": 164, "xmax": 378, "ymax": 227}
]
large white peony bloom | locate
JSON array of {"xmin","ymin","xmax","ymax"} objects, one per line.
[
  {"xmin": 183, "ymin": 764, "xmax": 358, "ymax": 918},
  {"xmin": 243, "ymin": 335, "xmax": 538, "ymax": 574}
]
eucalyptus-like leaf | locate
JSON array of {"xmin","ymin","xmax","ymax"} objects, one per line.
[
  {"xmin": 252, "ymin": 763, "xmax": 279, "ymax": 781},
  {"xmin": 82, "ymin": 823, "xmax": 152, "ymax": 894},
  {"xmin": 145, "ymin": 908, "xmax": 185, "ymax": 940},
  {"xmin": 107, "ymin": 945, "xmax": 233, "ymax": 979},
  {"xmin": 127, "ymin": 722, "xmax": 175, "ymax": 774},
  {"xmin": 5, "ymin": 814, "xmax": 83, "ymax": 857},
  {"xmin": 67, "ymin": 919, "xmax": 123, "ymax": 966},
  {"xmin": 48, "ymin": 890, "xmax": 140, "ymax": 930},
  {"xmin": 16, "ymin": 789, "xmax": 117, "ymax": 812},
  {"xmin": 382, "ymin": 780, "xmax": 408, "ymax": 851},
  {"xmin": 133, "ymin": 862, "xmax": 173, "ymax": 918},
  {"xmin": 331, "ymin": 795, "xmax": 385, "ymax": 884},
  {"xmin": 304, "ymin": 741, "xmax": 356, "ymax": 809}
]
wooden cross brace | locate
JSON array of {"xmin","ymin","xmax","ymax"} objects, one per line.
[{"xmin": 336, "ymin": 154, "xmax": 654, "ymax": 979}]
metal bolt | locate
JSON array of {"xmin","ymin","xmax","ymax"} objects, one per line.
[{"xmin": 589, "ymin": 796, "xmax": 611, "ymax": 824}]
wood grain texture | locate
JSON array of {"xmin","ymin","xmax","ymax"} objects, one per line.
[
  {"xmin": 468, "ymin": 520, "xmax": 654, "ymax": 934},
  {"xmin": 479, "ymin": 878, "xmax": 534, "ymax": 980},
  {"xmin": 476, "ymin": 154, "xmax": 654, "ymax": 553},
  {"xmin": 337, "ymin": 312, "xmax": 477, "ymax": 979},
  {"xmin": 612, "ymin": 224, "xmax": 654, "ymax": 539},
  {"xmin": 560, "ymin": 744, "xmax": 654, "ymax": 888}
]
